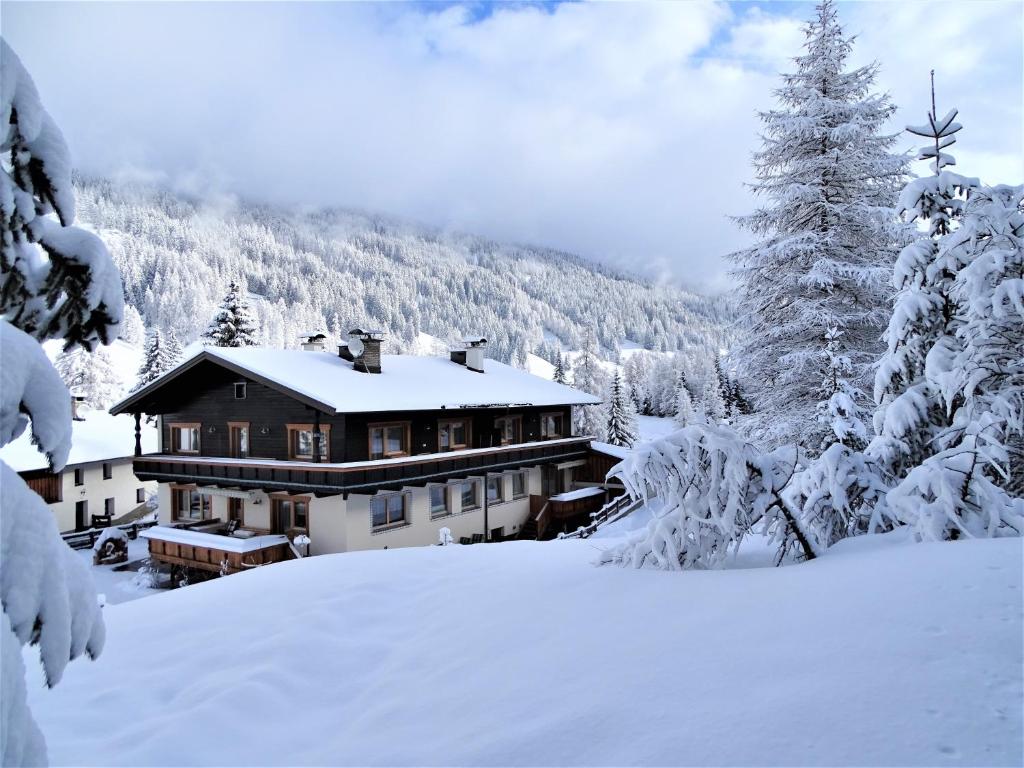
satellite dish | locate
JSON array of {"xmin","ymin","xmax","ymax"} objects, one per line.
[{"xmin": 348, "ymin": 337, "xmax": 365, "ymax": 358}]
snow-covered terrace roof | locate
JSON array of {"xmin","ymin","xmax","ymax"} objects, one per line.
[
  {"xmin": 1, "ymin": 410, "xmax": 158, "ymax": 473},
  {"xmin": 111, "ymin": 347, "xmax": 601, "ymax": 415}
]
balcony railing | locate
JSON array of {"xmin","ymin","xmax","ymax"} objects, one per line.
[{"xmin": 132, "ymin": 437, "xmax": 592, "ymax": 495}]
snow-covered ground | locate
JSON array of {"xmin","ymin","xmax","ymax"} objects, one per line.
[
  {"xmin": 27, "ymin": 532, "xmax": 1022, "ymax": 766},
  {"xmin": 82, "ymin": 534, "xmax": 160, "ymax": 606},
  {"xmin": 635, "ymin": 414, "xmax": 676, "ymax": 442}
]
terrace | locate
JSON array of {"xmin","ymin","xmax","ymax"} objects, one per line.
[{"xmin": 141, "ymin": 522, "xmax": 294, "ymax": 576}]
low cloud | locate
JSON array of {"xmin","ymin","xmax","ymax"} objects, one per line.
[{"xmin": 4, "ymin": 1, "xmax": 1020, "ymax": 291}]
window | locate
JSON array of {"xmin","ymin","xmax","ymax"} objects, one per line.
[
  {"xmin": 460, "ymin": 480, "xmax": 479, "ymax": 511},
  {"xmin": 287, "ymin": 424, "xmax": 330, "ymax": 461},
  {"xmin": 104, "ymin": 498, "xmax": 115, "ymax": 516},
  {"xmin": 102, "ymin": 462, "xmax": 112, "ymax": 480},
  {"xmin": 369, "ymin": 422, "xmax": 409, "ymax": 460},
  {"xmin": 429, "ymin": 485, "xmax": 450, "ymax": 518},
  {"xmin": 540, "ymin": 412, "xmax": 564, "ymax": 440},
  {"xmin": 170, "ymin": 423, "xmax": 200, "ymax": 454},
  {"xmin": 486, "ymin": 476, "xmax": 504, "ymax": 504},
  {"xmin": 438, "ymin": 418, "xmax": 470, "ymax": 452},
  {"xmin": 74, "ymin": 468, "xmax": 84, "ymax": 486},
  {"xmin": 228, "ymin": 422, "xmax": 250, "ymax": 459},
  {"xmin": 234, "ymin": 382, "xmax": 247, "ymax": 399},
  {"xmin": 171, "ymin": 485, "xmax": 211, "ymax": 521},
  {"xmin": 495, "ymin": 415, "xmax": 522, "ymax": 446},
  {"xmin": 511, "ymin": 471, "xmax": 527, "ymax": 499},
  {"xmin": 271, "ymin": 495, "xmax": 309, "ymax": 533},
  {"xmin": 371, "ymin": 493, "xmax": 408, "ymax": 529},
  {"xmin": 136, "ymin": 487, "xmax": 146, "ymax": 504},
  {"xmin": 228, "ymin": 497, "xmax": 245, "ymax": 524}
]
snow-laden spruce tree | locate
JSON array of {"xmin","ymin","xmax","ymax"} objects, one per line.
[
  {"xmin": 118, "ymin": 304, "xmax": 145, "ymax": 347},
  {"xmin": 674, "ymin": 376, "xmax": 695, "ymax": 427},
  {"xmin": 552, "ymin": 350, "xmax": 568, "ymax": 385},
  {"xmin": 571, "ymin": 329, "xmax": 605, "ymax": 437},
  {"xmin": 728, "ymin": 0, "xmax": 907, "ymax": 449},
  {"xmin": 599, "ymin": 424, "xmax": 817, "ymax": 569},
  {"xmin": 603, "ymin": 371, "xmax": 638, "ymax": 448},
  {"xmin": 870, "ymin": 81, "xmax": 978, "ymax": 479},
  {"xmin": 55, "ymin": 345, "xmax": 123, "ymax": 409},
  {"xmin": 874, "ymin": 182, "xmax": 1024, "ymax": 539},
  {"xmin": 132, "ymin": 328, "xmax": 177, "ymax": 393},
  {"xmin": 700, "ymin": 371, "xmax": 727, "ymax": 423},
  {"xmin": 0, "ymin": 39, "xmax": 115, "ymax": 765},
  {"xmin": 201, "ymin": 280, "xmax": 259, "ymax": 347},
  {"xmin": 814, "ymin": 326, "xmax": 868, "ymax": 452},
  {"xmin": 164, "ymin": 329, "xmax": 184, "ymax": 365},
  {"xmin": 782, "ymin": 326, "xmax": 889, "ymax": 555}
]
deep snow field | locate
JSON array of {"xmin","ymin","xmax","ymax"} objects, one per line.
[{"xmin": 26, "ymin": 528, "xmax": 1022, "ymax": 766}]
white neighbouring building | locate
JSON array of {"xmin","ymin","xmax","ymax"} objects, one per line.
[{"xmin": 1, "ymin": 408, "xmax": 159, "ymax": 533}]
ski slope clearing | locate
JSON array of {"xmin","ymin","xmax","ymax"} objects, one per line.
[{"xmin": 27, "ymin": 535, "xmax": 1022, "ymax": 766}]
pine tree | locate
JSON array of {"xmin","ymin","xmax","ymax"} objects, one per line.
[
  {"xmin": 814, "ymin": 326, "xmax": 868, "ymax": 451},
  {"xmin": 604, "ymin": 371, "xmax": 638, "ymax": 447},
  {"xmin": 133, "ymin": 329, "xmax": 176, "ymax": 392},
  {"xmin": 119, "ymin": 304, "xmax": 145, "ymax": 347},
  {"xmin": 1, "ymin": 40, "xmax": 109, "ymax": 765},
  {"xmin": 727, "ymin": 0, "xmax": 907, "ymax": 449},
  {"xmin": 714, "ymin": 358, "xmax": 736, "ymax": 418},
  {"xmin": 870, "ymin": 76, "xmax": 978, "ymax": 479},
  {"xmin": 674, "ymin": 380, "xmax": 695, "ymax": 428},
  {"xmin": 55, "ymin": 346, "xmax": 123, "ymax": 410},
  {"xmin": 869, "ymin": 76, "xmax": 1023, "ymax": 540},
  {"xmin": 552, "ymin": 351, "xmax": 567, "ymax": 384},
  {"xmin": 571, "ymin": 329, "xmax": 606, "ymax": 437},
  {"xmin": 700, "ymin": 372, "xmax": 727, "ymax": 423},
  {"xmin": 201, "ymin": 280, "xmax": 259, "ymax": 347},
  {"xmin": 164, "ymin": 329, "xmax": 184, "ymax": 366}
]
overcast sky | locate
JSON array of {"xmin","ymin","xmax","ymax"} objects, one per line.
[{"xmin": 4, "ymin": 1, "xmax": 1021, "ymax": 291}]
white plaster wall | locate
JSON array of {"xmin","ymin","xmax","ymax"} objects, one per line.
[
  {"xmin": 47, "ymin": 459, "xmax": 156, "ymax": 533},
  {"xmin": 308, "ymin": 495, "xmax": 346, "ymax": 555},
  {"xmin": 342, "ymin": 467, "xmax": 538, "ymax": 553},
  {"xmin": 157, "ymin": 483, "xmax": 174, "ymax": 525}
]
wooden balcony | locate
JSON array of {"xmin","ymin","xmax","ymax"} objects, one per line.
[{"xmin": 132, "ymin": 437, "xmax": 593, "ymax": 496}]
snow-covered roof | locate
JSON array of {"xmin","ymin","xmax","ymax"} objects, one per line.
[
  {"xmin": 589, "ymin": 441, "xmax": 630, "ymax": 460},
  {"xmin": 0, "ymin": 409, "xmax": 158, "ymax": 473},
  {"xmin": 112, "ymin": 347, "xmax": 601, "ymax": 415},
  {"xmin": 549, "ymin": 486, "xmax": 605, "ymax": 502}
]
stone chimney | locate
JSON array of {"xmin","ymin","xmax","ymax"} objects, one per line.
[
  {"xmin": 299, "ymin": 331, "xmax": 327, "ymax": 352},
  {"xmin": 461, "ymin": 336, "xmax": 487, "ymax": 373},
  {"xmin": 347, "ymin": 328, "xmax": 385, "ymax": 374}
]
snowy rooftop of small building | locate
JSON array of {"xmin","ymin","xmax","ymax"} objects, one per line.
[
  {"xmin": 141, "ymin": 526, "xmax": 290, "ymax": 554},
  {"xmin": 0, "ymin": 409, "xmax": 158, "ymax": 473},
  {"xmin": 589, "ymin": 441, "xmax": 630, "ymax": 460},
  {"xmin": 113, "ymin": 347, "xmax": 601, "ymax": 415}
]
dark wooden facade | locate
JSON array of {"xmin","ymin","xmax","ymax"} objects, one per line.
[
  {"xmin": 22, "ymin": 469, "xmax": 62, "ymax": 503},
  {"xmin": 134, "ymin": 360, "xmax": 573, "ymax": 464}
]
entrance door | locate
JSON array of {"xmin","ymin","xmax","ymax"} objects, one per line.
[
  {"xmin": 75, "ymin": 500, "xmax": 88, "ymax": 530},
  {"xmin": 541, "ymin": 465, "xmax": 559, "ymax": 497},
  {"xmin": 272, "ymin": 498, "xmax": 292, "ymax": 534}
]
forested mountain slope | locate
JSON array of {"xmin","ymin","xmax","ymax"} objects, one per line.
[{"xmin": 75, "ymin": 176, "xmax": 731, "ymax": 364}]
